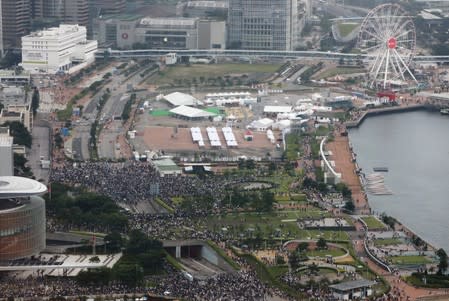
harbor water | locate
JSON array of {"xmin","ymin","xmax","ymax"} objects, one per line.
[{"xmin": 349, "ymin": 110, "xmax": 449, "ymax": 251}]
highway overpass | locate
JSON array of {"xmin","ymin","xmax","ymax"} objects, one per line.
[{"xmin": 96, "ymin": 48, "xmax": 449, "ymax": 63}]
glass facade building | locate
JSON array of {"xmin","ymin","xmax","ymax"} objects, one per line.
[
  {"xmin": 228, "ymin": 0, "xmax": 298, "ymax": 51},
  {"xmin": 0, "ymin": 196, "xmax": 46, "ymax": 261}
]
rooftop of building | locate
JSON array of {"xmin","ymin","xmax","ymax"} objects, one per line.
[
  {"xmin": 0, "ymin": 70, "xmax": 31, "ymax": 77},
  {"xmin": 0, "ymin": 110, "xmax": 22, "ymax": 117},
  {"xmin": 0, "ymin": 176, "xmax": 47, "ymax": 199},
  {"xmin": 186, "ymin": 1, "xmax": 229, "ymax": 8},
  {"xmin": 0, "ymin": 135, "xmax": 13, "ymax": 146},
  {"xmin": 24, "ymin": 24, "xmax": 86, "ymax": 39},
  {"xmin": 0, "ymin": 127, "xmax": 10, "ymax": 135},
  {"xmin": 140, "ymin": 17, "xmax": 197, "ymax": 27},
  {"xmin": 97, "ymin": 13, "xmax": 143, "ymax": 22}
]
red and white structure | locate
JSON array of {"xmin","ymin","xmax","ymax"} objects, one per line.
[{"xmin": 358, "ymin": 4, "xmax": 417, "ymax": 89}]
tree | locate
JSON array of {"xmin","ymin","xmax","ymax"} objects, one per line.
[
  {"xmin": 104, "ymin": 231, "xmax": 124, "ymax": 253},
  {"xmin": 76, "ymin": 267, "xmax": 113, "ymax": 286},
  {"xmin": 437, "ymin": 248, "xmax": 448, "ymax": 275},
  {"xmin": 2, "ymin": 121, "xmax": 32, "ymax": 147},
  {"xmin": 113, "ymin": 263, "xmax": 144, "ymax": 287},
  {"xmin": 31, "ymin": 88, "xmax": 40, "ymax": 115},
  {"xmin": 316, "ymin": 237, "xmax": 327, "ymax": 250},
  {"xmin": 289, "ymin": 251, "xmax": 301, "ymax": 272},
  {"xmin": 14, "ymin": 153, "xmax": 31, "ymax": 176},
  {"xmin": 258, "ymin": 191, "xmax": 274, "ymax": 212},
  {"xmin": 54, "ymin": 132, "xmax": 63, "ymax": 148},
  {"xmin": 296, "ymin": 242, "xmax": 309, "ymax": 253},
  {"xmin": 344, "ymin": 200, "xmax": 355, "ymax": 212}
]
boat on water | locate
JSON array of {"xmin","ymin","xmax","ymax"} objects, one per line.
[
  {"xmin": 373, "ymin": 167, "xmax": 389, "ymax": 172},
  {"xmin": 440, "ymin": 108, "xmax": 449, "ymax": 115}
]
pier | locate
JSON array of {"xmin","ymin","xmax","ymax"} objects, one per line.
[{"xmin": 346, "ymin": 104, "xmax": 431, "ymax": 128}]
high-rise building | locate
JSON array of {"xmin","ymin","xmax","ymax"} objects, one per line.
[
  {"xmin": 31, "ymin": 0, "xmax": 44, "ymax": 18},
  {"xmin": 1, "ymin": 0, "xmax": 31, "ymax": 49},
  {"xmin": 64, "ymin": 0, "xmax": 89, "ymax": 27},
  {"xmin": 227, "ymin": 0, "xmax": 299, "ymax": 51},
  {"xmin": 90, "ymin": 0, "xmax": 126, "ymax": 16}
]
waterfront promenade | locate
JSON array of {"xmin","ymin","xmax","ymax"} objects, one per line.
[
  {"xmin": 346, "ymin": 104, "xmax": 430, "ymax": 128},
  {"xmin": 326, "ymin": 135, "xmax": 370, "ymax": 214}
]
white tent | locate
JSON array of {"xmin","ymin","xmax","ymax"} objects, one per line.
[
  {"xmin": 170, "ymin": 105, "xmax": 216, "ymax": 119},
  {"xmin": 248, "ymin": 118, "xmax": 274, "ymax": 131},
  {"xmin": 273, "ymin": 119, "xmax": 291, "ymax": 130},
  {"xmin": 264, "ymin": 106, "xmax": 292, "ymax": 114},
  {"xmin": 164, "ymin": 92, "xmax": 203, "ymax": 106}
]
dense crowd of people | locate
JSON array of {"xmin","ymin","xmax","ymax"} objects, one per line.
[
  {"xmin": 0, "ymin": 276, "xmax": 147, "ymax": 299},
  {"xmin": 49, "ymin": 161, "xmax": 256, "ymax": 211},
  {"xmin": 153, "ymin": 271, "xmax": 268, "ymax": 301}
]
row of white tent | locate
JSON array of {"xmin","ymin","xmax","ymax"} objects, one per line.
[
  {"xmin": 190, "ymin": 127, "xmax": 239, "ymax": 147},
  {"xmin": 222, "ymin": 127, "xmax": 238, "ymax": 147},
  {"xmin": 190, "ymin": 127, "xmax": 205, "ymax": 147}
]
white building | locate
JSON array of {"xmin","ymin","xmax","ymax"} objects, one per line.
[
  {"xmin": 0, "ymin": 135, "xmax": 13, "ymax": 177},
  {"xmin": 21, "ymin": 24, "xmax": 97, "ymax": 74}
]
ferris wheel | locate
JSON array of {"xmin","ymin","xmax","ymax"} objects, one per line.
[{"xmin": 358, "ymin": 3, "xmax": 418, "ymax": 89}]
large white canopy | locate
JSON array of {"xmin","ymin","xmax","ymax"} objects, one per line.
[
  {"xmin": 170, "ymin": 105, "xmax": 216, "ymax": 118},
  {"xmin": 164, "ymin": 92, "xmax": 203, "ymax": 107}
]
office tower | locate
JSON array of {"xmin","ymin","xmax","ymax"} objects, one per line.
[
  {"xmin": 1, "ymin": 0, "xmax": 31, "ymax": 49},
  {"xmin": 228, "ymin": 0, "xmax": 298, "ymax": 51},
  {"xmin": 90, "ymin": 0, "xmax": 126, "ymax": 16},
  {"xmin": 64, "ymin": 0, "xmax": 89, "ymax": 27}
]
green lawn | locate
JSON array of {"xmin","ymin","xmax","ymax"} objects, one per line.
[
  {"xmin": 284, "ymin": 133, "xmax": 302, "ymax": 161},
  {"xmin": 152, "ymin": 63, "xmax": 280, "ymax": 85},
  {"xmin": 337, "ymin": 23, "xmax": 359, "ymax": 37},
  {"xmin": 374, "ymin": 238, "xmax": 403, "ymax": 246},
  {"xmin": 306, "ymin": 248, "xmax": 346, "ymax": 257},
  {"xmin": 171, "ymin": 196, "xmax": 184, "ymax": 206},
  {"xmin": 258, "ymin": 173, "xmax": 297, "ymax": 193},
  {"xmin": 297, "ymin": 266, "xmax": 338, "ymax": 276},
  {"xmin": 388, "ymin": 255, "xmax": 432, "ymax": 265},
  {"xmin": 317, "ymin": 67, "xmax": 365, "ymax": 79},
  {"xmin": 199, "ymin": 209, "xmax": 331, "ymax": 240},
  {"xmin": 150, "ymin": 109, "xmax": 171, "ymax": 116},
  {"xmin": 268, "ymin": 265, "xmax": 289, "ymax": 278},
  {"xmin": 204, "ymin": 107, "xmax": 222, "ymax": 115},
  {"xmin": 298, "ymin": 229, "xmax": 350, "ymax": 241},
  {"xmin": 361, "ymin": 216, "xmax": 386, "ymax": 230},
  {"xmin": 275, "ymin": 194, "xmax": 307, "ymax": 203}
]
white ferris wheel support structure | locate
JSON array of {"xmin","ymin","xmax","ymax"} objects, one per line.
[{"xmin": 358, "ymin": 3, "xmax": 418, "ymax": 89}]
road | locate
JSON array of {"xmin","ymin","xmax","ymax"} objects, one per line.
[
  {"xmin": 97, "ymin": 64, "xmax": 147, "ymax": 160},
  {"xmin": 29, "ymin": 115, "xmax": 51, "ymax": 183}
]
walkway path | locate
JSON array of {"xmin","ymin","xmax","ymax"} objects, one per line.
[{"xmin": 326, "ymin": 135, "xmax": 370, "ymax": 214}]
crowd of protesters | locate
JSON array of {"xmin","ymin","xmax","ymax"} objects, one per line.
[{"xmin": 49, "ymin": 161, "xmax": 255, "ymax": 210}]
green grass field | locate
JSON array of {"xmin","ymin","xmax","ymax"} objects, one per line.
[
  {"xmin": 298, "ymin": 229, "xmax": 350, "ymax": 241},
  {"xmin": 317, "ymin": 67, "xmax": 365, "ymax": 79},
  {"xmin": 306, "ymin": 248, "xmax": 346, "ymax": 257},
  {"xmin": 151, "ymin": 63, "xmax": 281, "ymax": 85},
  {"xmin": 275, "ymin": 194, "xmax": 307, "ymax": 203},
  {"xmin": 388, "ymin": 255, "xmax": 432, "ymax": 265},
  {"xmin": 150, "ymin": 109, "xmax": 171, "ymax": 116},
  {"xmin": 337, "ymin": 23, "xmax": 359, "ymax": 37},
  {"xmin": 258, "ymin": 173, "xmax": 297, "ymax": 193},
  {"xmin": 199, "ymin": 208, "xmax": 332, "ymax": 240},
  {"xmin": 297, "ymin": 266, "xmax": 338, "ymax": 276},
  {"xmin": 361, "ymin": 216, "xmax": 387, "ymax": 230},
  {"xmin": 204, "ymin": 107, "xmax": 222, "ymax": 115},
  {"xmin": 374, "ymin": 238, "xmax": 403, "ymax": 246}
]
